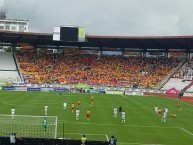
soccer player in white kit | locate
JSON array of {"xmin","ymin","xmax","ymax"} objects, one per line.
[
  {"xmin": 76, "ymin": 108, "xmax": 80, "ymax": 121},
  {"xmin": 121, "ymin": 110, "xmax": 126, "ymax": 123},
  {"xmin": 11, "ymin": 107, "xmax": 16, "ymax": 119},
  {"xmin": 154, "ymin": 106, "xmax": 158, "ymax": 114},
  {"xmin": 63, "ymin": 102, "xmax": 67, "ymax": 110},
  {"xmin": 113, "ymin": 107, "xmax": 117, "ymax": 118},
  {"xmin": 161, "ymin": 111, "xmax": 167, "ymax": 122},
  {"xmin": 164, "ymin": 107, "xmax": 168, "ymax": 113},
  {"xmin": 44, "ymin": 104, "xmax": 48, "ymax": 116}
]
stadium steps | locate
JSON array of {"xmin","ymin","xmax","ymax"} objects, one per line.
[
  {"xmin": 0, "ymin": 52, "xmax": 19, "ymax": 82},
  {"xmin": 158, "ymin": 58, "xmax": 186, "ymax": 90}
]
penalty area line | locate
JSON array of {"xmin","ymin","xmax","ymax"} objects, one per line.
[{"xmin": 181, "ymin": 128, "xmax": 193, "ymax": 136}]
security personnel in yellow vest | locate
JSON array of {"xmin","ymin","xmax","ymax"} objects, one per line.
[{"xmin": 81, "ymin": 134, "xmax": 86, "ymax": 145}]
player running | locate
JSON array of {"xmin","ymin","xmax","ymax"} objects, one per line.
[
  {"xmin": 71, "ymin": 103, "xmax": 75, "ymax": 113},
  {"xmin": 161, "ymin": 111, "xmax": 167, "ymax": 123},
  {"xmin": 77, "ymin": 100, "xmax": 81, "ymax": 107},
  {"xmin": 157, "ymin": 108, "xmax": 162, "ymax": 116},
  {"xmin": 86, "ymin": 109, "xmax": 90, "ymax": 121},
  {"xmin": 113, "ymin": 107, "xmax": 117, "ymax": 118},
  {"xmin": 178, "ymin": 103, "xmax": 181, "ymax": 111},
  {"xmin": 76, "ymin": 108, "xmax": 80, "ymax": 121},
  {"xmin": 42, "ymin": 118, "xmax": 48, "ymax": 134},
  {"xmin": 63, "ymin": 102, "xmax": 67, "ymax": 110},
  {"xmin": 164, "ymin": 107, "xmax": 169, "ymax": 113},
  {"xmin": 91, "ymin": 96, "xmax": 94, "ymax": 105},
  {"xmin": 170, "ymin": 114, "xmax": 177, "ymax": 118},
  {"xmin": 44, "ymin": 104, "xmax": 48, "ymax": 116},
  {"xmin": 154, "ymin": 106, "xmax": 158, "ymax": 114},
  {"xmin": 121, "ymin": 110, "xmax": 126, "ymax": 123},
  {"xmin": 11, "ymin": 107, "xmax": 16, "ymax": 119}
]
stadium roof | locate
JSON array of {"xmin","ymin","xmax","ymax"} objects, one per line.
[{"xmin": 0, "ymin": 30, "xmax": 193, "ymax": 51}]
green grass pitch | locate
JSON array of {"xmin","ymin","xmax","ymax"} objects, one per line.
[{"xmin": 0, "ymin": 91, "xmax": 193, "ymax": 145}]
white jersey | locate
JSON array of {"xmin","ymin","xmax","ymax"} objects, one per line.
[
  {"xmin": 121, "ymin": 111, "xmax": 126, "ymax": 119},
  {"xmin": 162, "ymin": 112, "xmax": 167, "ymax": 118},
  {"xmin": 44, "ymin": 105, "xmax": 48, "ymax": 115},
  {"xmin": 11, "ymin": 108, "xmax": 15, "ymax": 115},
  {"xmin": 154, "ymin": 107, "xmax": 158, "ymax": 113},
  {"xmin": 114, "ymin": 108, "xmax": 117, "ymax": 114},
  {"xmin": 76, "ymin": 110, "xmax": 80, "ymax": 117},
  {"xmin": 63, "ymin": 103, "xmax": 67, "ymax": 107},
  {"xmin": 45, "ymin": 105, "xmax": 48, "ymax": 111},
  {"xmin": 164, "ymin": 108, "xmax": 168, "ymax": 113}
]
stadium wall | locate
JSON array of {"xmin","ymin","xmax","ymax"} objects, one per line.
[{"xmin": 0, "ymin": 137, "xmax": 108, "ymax": 145}]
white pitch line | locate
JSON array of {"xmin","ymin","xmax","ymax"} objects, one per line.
[
  {"xmin": 60, "ymin": 121, "xmax": 179, "ymax": 129},
  {"xmin": 57, "ymin": 132, "xmax": 106, "ymax": 136},
  {"xmin": 105, "ymin": 134, "xmax": 109, "ymax": 142},
  {"xmin": 121, "ymin": 95, "xmax": 127, "ymax": 98},
  {"xmin": 181, "ymin": 128, "xmax": 193, "ymax": 136},
  {"xmin": 117, "ymin": 142, "xmax": 165, "ymax": 145}
]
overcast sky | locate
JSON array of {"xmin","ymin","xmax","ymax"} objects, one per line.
[{"xmin": 0, "ymin": 0, "xmax": 193, "ymax": 36}]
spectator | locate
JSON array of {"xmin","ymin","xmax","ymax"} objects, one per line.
[{"xmin": 109, "ymin": 135, "xmax": 117, "ymax": 145}]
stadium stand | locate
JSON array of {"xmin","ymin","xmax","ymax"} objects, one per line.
[
  {"xmin": 15, "ymin": 50, "xmax": 182, "ymax": 88},
  {"xmin": 0, "ymin": 137, "xmax": 108, "ymax": 145},
  {"xmin": 161, "ymin": 59, "xmax": 193, "ymax": 91}
]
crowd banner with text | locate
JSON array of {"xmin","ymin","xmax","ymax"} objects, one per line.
[
  {"xmin": 125, "ymin": 91, "xmax": 144, "ymax": 96},
  {"xmin": 27, "ymin": 88, "xmax": 41, "ymax": 92},
  {"xmin": 41, "ymin": 88, "xmax": 54, "ymax": 92},
  {"xmin": 166, "ymin": 88, "xmax": 179, "ymax": 95},
  {"xmin": 54, "ymin": 88, "xmax": 68, "ymax": 92},
  {"xmin": 2, "ymin": 86, "xmax": 15, "ymax": 91},
  {"xmin": 15, "ymin": 87, "xmax": 28, "ymax": 91},
  {"xmin": 85, "ymin": 89, "xmax": 105, "ymax": 94},
  {"xmin": 106, "ymin": 91, "xmax": 124, "ymax": 95}
]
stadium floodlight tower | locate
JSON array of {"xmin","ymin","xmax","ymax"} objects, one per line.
[
  {"xmin": 0, "ymin": 10, "xmax": 6, "ymax": 19},
  {"xmin": 0, "ymin": 10, "xmax": 29, "ymax": 32}
]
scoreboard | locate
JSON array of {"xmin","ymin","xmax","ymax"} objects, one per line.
[{"xmin": 53, "ymin": 26, "xmax": 86, "ymax": 42}]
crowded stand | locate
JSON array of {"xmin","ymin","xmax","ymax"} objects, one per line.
[{"xmin": 16, "ymin": 50, "xmax": 181, "ymax": 88}]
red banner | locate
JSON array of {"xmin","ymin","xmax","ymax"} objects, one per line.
[{"xmin": 166, "ymin": 88, "xmax": 179, "ymax": 95}]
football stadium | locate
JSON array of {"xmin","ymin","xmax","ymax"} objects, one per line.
[{"xmin": 1, "ymin": 12, "xmax": 193, "ymax": 145}]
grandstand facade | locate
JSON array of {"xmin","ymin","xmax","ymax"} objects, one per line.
[{"xmin": 1, "ymin": 31, "xmax": 193, "ymax": 92}]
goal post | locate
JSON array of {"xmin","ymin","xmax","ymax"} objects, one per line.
[{"xmin": 0, "ymin": 114, "xmax": 57, "ymax": 139}]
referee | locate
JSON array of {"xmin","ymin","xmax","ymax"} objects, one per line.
[{"xmin": 119, "ymin": 106, "xmax": 122, "ymax": 113}]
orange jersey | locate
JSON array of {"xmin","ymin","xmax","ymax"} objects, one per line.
[
  {"xmin": 71, "ymin": 104, "xmax": 75, "ymax": 109},
  {"xmin": 86, "ymin": 111, "xmax": 90, "ymax": 117},
  {"xmin": 91, "ymin": 96, "xmax": 94, "ymax": 101},
  {"xmin": 171, "ymin": 114, "xmax": 176, "ymax": 118},
  {"xmin": 77, "ymin": 101, "xmax": 80, "ymax": 106}
]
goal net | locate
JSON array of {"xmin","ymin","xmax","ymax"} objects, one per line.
[{"xmin": 0, "ymin": 114, "xmax": 57, "ymax": 139}]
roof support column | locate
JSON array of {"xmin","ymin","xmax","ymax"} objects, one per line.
[{"xmin": 164, "ymin": 49, "xmax": 168, "ymax": 58}]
